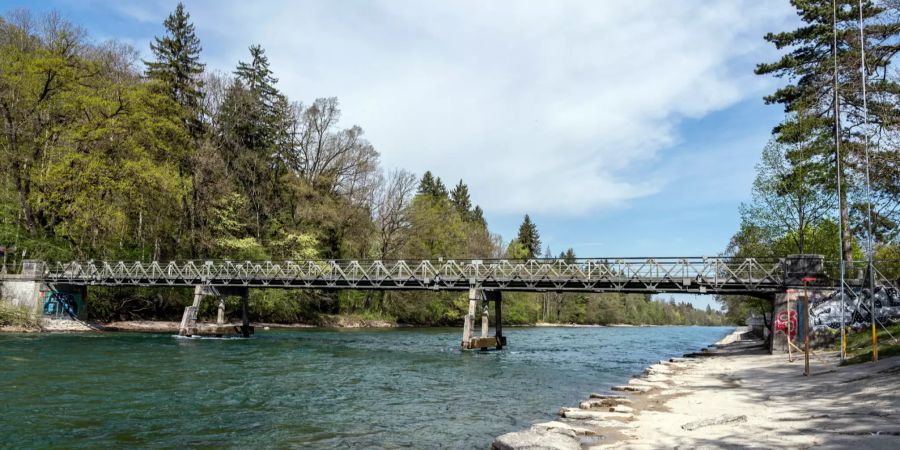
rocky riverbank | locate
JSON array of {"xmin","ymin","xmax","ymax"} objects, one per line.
[{"xmin": 492, "ymin": 327, "xmax": 900, "ymax": 449}]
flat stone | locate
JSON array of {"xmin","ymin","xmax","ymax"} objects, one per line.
[
  {"xmin": 589, "ymin": 392, "xmax": 627, "ymax": 399},
  {"xmin": 611, "ymin": 385, "xmax": 652, "ymax": 393},
  {"xmin": 559, "ymin": 408, "xmax": 634, "ymax": 421},
  {"xmin": 532, "ymin": 421, "xmax": 599, "ymax": 436},
  {"xmin": 492, "ymin": 429, "xmax": 581, "ymax": 450},
  {"xmin": 579, "ymin": 397, "xmax": 632, "ymax": 409},
  {"xmin": 628, "ymin": 379, "xmax": 668, "ymax": 389},
  {"xmin": 610, "ymin": 405, "xmax": 634, "ymax": 413}
]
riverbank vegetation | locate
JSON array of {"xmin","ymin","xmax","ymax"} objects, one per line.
[
  {"xmin": 841, "ymin": 322, "xmax": 900, "ymax": 364},
  {"xmin": 0, "ymin": 302, "xmax": 40, "ymax": 329},
  {"xmin": 0, "ymin": 5, "xmax": 726, "ymax": 327},
  {"xmin": 718, "ymin": 0, "xmax": 900, "ymax": 326}
]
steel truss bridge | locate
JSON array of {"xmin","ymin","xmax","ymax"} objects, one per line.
[{"xmin": 7, "ymin": 256, "xmax": 898, "ymax": 296}]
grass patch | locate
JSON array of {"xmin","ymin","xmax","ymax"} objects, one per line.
[
  {"xmin": 840, "ymin": 321, "xmax": 900, "ymax": 365},
  {"xmin": 0, "ymin": 302, "xmax": 41, "ymax": 329}
]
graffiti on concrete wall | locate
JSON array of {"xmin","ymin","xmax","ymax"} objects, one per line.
[
  {"xmin": 810, "ymin": 287, "xmax": 900, "ymax": 330},
  {"xmin": 774, "ymin": 309, "xmax": 798, "ymax": 339},
  {"xmin": 42, "ymin": 291, "xmax": 83, "ymax": 319}
]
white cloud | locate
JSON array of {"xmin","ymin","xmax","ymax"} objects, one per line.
[{"xmin": 128, "ymin": 0, "xmax": 795, "ymax": 215}]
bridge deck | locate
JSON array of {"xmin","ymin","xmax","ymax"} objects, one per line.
[{"xmin": 2, "ymin": 257, "xmax": 894, "ymax": 295}]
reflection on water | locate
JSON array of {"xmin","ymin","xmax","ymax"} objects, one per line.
[{"xmin": 0, "ymin": 326, "xmax": 730, "ymax": 448}]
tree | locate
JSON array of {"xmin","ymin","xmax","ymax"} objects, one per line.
[
  {"xmin": 756, "ymin": 0, "xmax": 900, "ymax": 261},
  {"xmin": 144, "ymin": 2, "xmax": 205, "ymax": 137},
  {"xmin": 374, "ymin": 169, "xmax": 417, "ymax": 258},
  {"xmin": 235, "ymin": 44, "xmax": 281, "ymax": 106},
  {"xmin": 282, "ymin": 98, "xmax": 379, "ymax": 197},
  {"xmin": 559, "ymin": 248, "xmax": 576, "ymax": 263},
  {"xmin": 449, "ymin": 179, "xmax": 472, "ymax": 218},
  {"xmin": 739, "ymin": 139, "xmax": 835, "ymax": 254},
  {"xmin": 404, "ymin": 194, "xmax": 466, "ymax": 258},
  {"xmin": 0, "ymin": 11, "xmax": 85, "ymax": 238},
  {"xmin": 516, "ymin": 214, "xmax": 541, "ymax": 258},
  {"xmin": 417, "ymin": 171, "xmax": 447, "ymax": 199},
  {"xmin": 216, "ymin": 45, "xmax": 289, "ymax": 239}
]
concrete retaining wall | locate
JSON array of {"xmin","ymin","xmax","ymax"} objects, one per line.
[
  {"xmin": 0, "ymin": 280, "xmax": 42, "ymax": 314},
  {"xmin": 1, "ymin": 281, "xmax": 87, "ymax": 319}
]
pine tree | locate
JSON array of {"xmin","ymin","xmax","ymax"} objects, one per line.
[
  {"xmin": 433, "ymin": 177, "xmax": 447, "ymax": 199},
  {"xmin": 516, "ymin": 214, "xmax": 541, "ymax": 258},
  {"xmin": 418, "ymin": 171, "xmax": 437, "ymax": 196},
  {"xmin": 144, "ymin": 2, "xmax": 205, "ymax": 136},
  {"xmin": 417, "ymin": 171, "xmax": 448, "ymax": 199},
  {"xmin": 450, "ymin": 179, "xmax": 472, "ymax": 217},
  {"xmin": 235, "ymin": 45, "xmax": 281, "ymax": 108},
  {"xmin": 755, "ymin": 0, "xmax": 900, "ymax": 259},
  {"xmin": 559, "ymin": 247, "xmax": 576, "ymax": 263},
  {"xmin": 471, "ymin": 205, "xmax": 486, "ymax": 227}
]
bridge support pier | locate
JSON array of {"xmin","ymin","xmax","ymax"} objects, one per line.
[
  {"xmin": 240, "ymin": 289, "xmax": 251, "ymax": 338},
  {"xmin": 178, "ymin": 286, "xmax": 254, "ymax": 337},
  {"xmin": 461, "ymin": 288, "xmax": 505, "ymax": 350}
]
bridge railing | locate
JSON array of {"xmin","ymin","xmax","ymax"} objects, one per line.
[{"xmin": 823, "ymin": 260, "xmax": 900, "ymax": 290}]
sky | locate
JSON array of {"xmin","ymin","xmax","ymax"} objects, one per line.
[{"xmin": 1, "ymin": 1, "xmax": 802, "ymax": 307}]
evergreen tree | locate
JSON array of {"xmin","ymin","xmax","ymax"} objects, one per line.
[
  {"xmin": 755, "ymin": 0, "xmax": 900, "ymax": 259},
  {"xmin": 235, "ymin": 44, "xmax": 281, "ymax": 108},
  {"xmin": 433, "ymin": 177, "xmax": 447, "ymax": 199},
  {"xmin": 449, "ymin": 179, "xmax": 472, "ymax": 218},
  {"xmin": 471, "ymin": 205, "xmax": 486, "ymax": 227},
  {"xmin": 217, "ymin": 45, "xmax": 289, "ymax": 239},
  {"xmin": 516, "ymin": 214, "xmax": 541, "ymax": 258},
  {"xmin": 559, "ymin": 247, "xmax": 576, "ymax": 263},
  {"xmin": 418, "ymin": 171, "xmax": 437, "ymax": 196},
  {"xmin": 144, "ymin": 2, "xmax": 205, "ymax": 136},
  {"xmin": 417, "ymin": 171, "xmax": 448, "ymax": 199}
]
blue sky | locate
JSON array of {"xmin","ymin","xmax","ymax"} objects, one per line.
[{"xmin": 2, "ymin": 1, "xmax": 801, "ymax": 307}]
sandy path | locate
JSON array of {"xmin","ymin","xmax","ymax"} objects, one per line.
[
  {"xmin": 494, "ymin": 332, "xmax": 900, "ymax": 450},
  {"xmin": 601, "ymin": 341, "xmax": 900, "ymax": 449}
]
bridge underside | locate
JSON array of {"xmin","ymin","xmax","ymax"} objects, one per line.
[{"xmin": 40, "ymin": 278, "xmax": 784, "ymax": 297}]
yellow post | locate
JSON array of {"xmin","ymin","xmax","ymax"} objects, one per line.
[
  {"xmin": 842, "ymin": 327, "xmax": 847, "ymax": 357},
  {"xmin": 872, "ymin": 321, "xmax": 878, "ymax": 362}
]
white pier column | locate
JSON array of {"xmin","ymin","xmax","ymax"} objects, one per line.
[
  {"xmin": 481, "ymin": 302, "xmax": 489, "ymax": 338},
  {"xmin": 461, "ymin": 287, "xmax": 481, "ymax": 349}
]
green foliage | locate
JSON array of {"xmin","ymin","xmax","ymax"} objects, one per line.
[
  {"xmin": 756, "ymin": 0, "xmax": 900, "ymax": 259},
  {"xmin": 536, "ymin": 292, "xmax": 727, "ymax": 326},
  {"xmin": 144, "ymin": 1, "xmax": 205, "ymax": 137},
  {"xmin": 839, "ymin": 321, "xmax": 900, "ymax": 365},
  {"xmin": 505, "ymin": 240, "xmax": 530, "ymax": 260},
  {"xmin": 0, "ymin": 302, "xmax": 40, "ymax": 328},
  {"xmin": 404, "ymin": 194, "xmax": 467, "ymax": 258},
  {"xmin": 417, "ymin": 171, "xmax": 447, "ymax": 199},
  {"xmin": 516, "ymin": 214, "xmax": 541, "ymax": 258}
]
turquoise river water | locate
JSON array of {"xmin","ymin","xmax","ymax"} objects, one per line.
[{"xmin": 0, "ymin": 326, "xmax": 732, "ymax": 449}]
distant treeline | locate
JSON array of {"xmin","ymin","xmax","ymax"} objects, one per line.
[{"xmin": 0, "ymin": 5, "xmax": 726, "ymax": 327}]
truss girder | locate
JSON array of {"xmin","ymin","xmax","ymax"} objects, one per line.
[{"xmin": 20, "ymin": 257, "xmax": 895, "ymax": 294}]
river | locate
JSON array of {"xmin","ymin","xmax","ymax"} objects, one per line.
[{"xmin": 0, "ymin": 326, "xmax": 731, "ymax": 448}]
